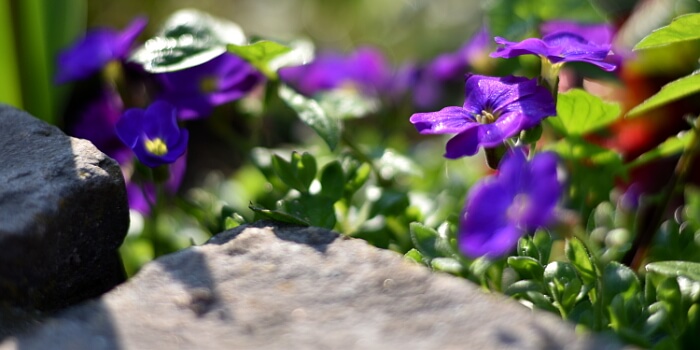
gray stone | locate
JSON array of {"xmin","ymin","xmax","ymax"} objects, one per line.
[
  {"xmin": 0, "ymin": 103, "xmax": 129, "ymax": 313},
  {"xmin": 2, "ymin": 221, "xmax": 624, "ymax": 349}
]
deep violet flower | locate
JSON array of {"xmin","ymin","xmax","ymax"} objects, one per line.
[
  {"xmin": 115, "ymin": 101, "xmax": 188, "ymax": 168},
  {"xmin": 278, "ymin": 46, "xmax": 390, "ymax": 97},
  {"xmin": 127, "ymin": 153, "xmax": 187, "ymax": 215},
  {"xmin": 157, "ymin": 53, "xmax": 263, "ymax": 120},
  {"xmin": 70, "ymin": 89, "xmax": 132, "ymax": 165},
  {"xmin": 459, "ymin": 149, "xmax": 562, "ymax": 258},
  {"xmin": 56, "ymin": 17, "xmax": 147, "ymax": 84},
  {"xmin": 490, "ymin": 32, "xmax": 617, "ymax": 72},
  {"xmin": 409, "ymin": 74, "xmax": 556, "ymax": 158}
]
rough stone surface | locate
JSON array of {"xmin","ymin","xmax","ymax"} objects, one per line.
[
  {"xmin": 2, "ymin": 221, "xmax": 624, "ymax": 349},
  {"xmin": 0, "ymin": 103, "xmax": 129, "ymax": 313}
]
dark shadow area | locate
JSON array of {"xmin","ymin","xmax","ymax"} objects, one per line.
[
  {"xmin": 206, "ymin": 220, "xmax": 338, "ymax": 254},
  {"xmin": 155, "ymin": 247, "xmax": 234, "ymax": 320},
  {"xmin": 12, "ymin": 300, "xmax": 123, "ymax": 350},
  {"xmin": 0, "ymin": 104, "xmax": 128, "ymax": 342}
]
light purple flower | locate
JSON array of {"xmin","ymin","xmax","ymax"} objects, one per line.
[
  {"xmin": 390, "ymin": 26, "xmax": 492, "ymax": 109},
  {"xmin": 156, "ymin": 53, "xmax": 263, "ymax": 120},
  {"xmin": 278, "ymin": 46, "xmax": 390, "ymax": 97},
  {"xmin": 409, "ymin": 74, "xmax": 555, "ymax": 158},
  {"xmin": 459, "ymin": 149, "xmax": 562, "ymax": 258},
  {"xmin": 490, "ymin": 32, "xmax": 617, "ymax": 71},
  {"xmin": 115, "ymin": 101, "xmax": 188, "ymax": 168},
  {"xmin": 56, "ymin": 17, "xmax": 147, "ymax": 84}
]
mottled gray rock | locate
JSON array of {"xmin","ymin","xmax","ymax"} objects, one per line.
[
  {"xmin": 2, "ymin": 221, "xmax": 623, "ymax": 350},
  {"xmin": 0, "ymin": 104, "xmax": 129, "ymax": 314}
]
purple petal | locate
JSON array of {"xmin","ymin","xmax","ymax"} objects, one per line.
[
  {"xmin": 444, "ymin": 126, "xmax": 481, "ymax": 158},
  {"xmin": 113, "ymin": 17, "xmax": 148, "ymax": 59},
  {"xmin": 540, "ymin": 20, "xmax": 614, "ymax": 46},
  {"xmin": 142, "ymin": 101, "xmax": 180, "ymax": 143},
  {"xmin": 459, "ymin": 179, "xmax": 521, "ymax": 258},
  {"xmin": 410, "ymin": 106, "xmax": 476, "ymax": 134},
  {"xmin": 115, "ymin": 108, "xmax": 145, "ymax": 148}
]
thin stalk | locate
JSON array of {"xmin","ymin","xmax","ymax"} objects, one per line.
[{"xmin": 623, "ymin": 116, "xmax": 700, "ymax": 269}]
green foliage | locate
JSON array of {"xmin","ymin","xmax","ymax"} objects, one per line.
[
  {"xmin": 130, "ymin": 9, "xmax": 246, "ymax": 73},
  {"xmin": 548, "ymin": 89, "xmax": 620, "ymax": 136},
  {"xmin": 278, "ymin": 84, "xmax": 341, "ymax": 150},
  {"xmin": 634, "ymin": 13, "xmax": 700, "ymax": 50},
  {"xmin": 227, "ymin": 40, "xmax": 291, "ymax": 79},
  {"xmin": 627, "ymin": 73, "xmax": 700, "ymax": 117}
]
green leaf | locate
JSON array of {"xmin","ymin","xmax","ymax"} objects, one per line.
[
  {"xmin": 508, "ymin": 256, "xmax": 544, "ymax": 280},
  {"xmin": 626, "ymin": 131, "xmax": 692, "ymax": 169},
  {"xmin": 368, "ymin": 190, "xmax": 410, "ymax": 218},
  {"xmin": 249, "ymin": 202, "xmax": 310, "ymax": 226},
  {"xmin": 504, "ymin": 280, "xmax": 546, "ymax": 296},
  {"xmin": 551, "ymin": 89, "xmax": 620, "ymax": 136},
  {"xmin": 602, "ymin": 262, "xmax": 641, "ymax": 305},
  {"xmin": 227, "ymin": 40, "xmax": 291, "ymax": 79},
  {"xmin": 431, "ymin": 257, "xmax": 464, "ymax": 274},
  {"xmin": 272, "ymin": 153, "xmax": 306, "ymax": 193},
  {"xmin": 404, "ymin": 248, "xmax": 424, "ymax": 264},
  {"xmin": 627, "ymin": 72, "xmax": 700, "ymax": 117},
  {"xmin": 634, "ymin": 13, "xmax": 700, "ymax": 50},
  {"xmin": 298, "ymin": 152, "xmax": 317, "ymax": 191},
  {"xmin": 280, "ymin": 194, "xmax": 337, "ymax": 229},
  {"xmin": 646, "ymin": 261, "xmax": 700, "ymax": 282},
  {"xmin": 130, "ymin": 9, "xmax": 246, "ymax": 73},
  {"xmin": 320, "ymin": 161, "xmax": 345, "ymax": 201},
  {"xmin": 316, "ymin": 88, "xmax": 380, "ymax": 119},
  {"xmin": 343, "ymin": 161, "xmax": 371, "ymax": 198},
  {"xmin": 532, "ymin": 230, "xmax": 552, "ymax": 265},
  {"xmin": 278, "ymin": 84, "xmax": 340, "ymax": 150},
  {"xmin": 409, "ymin": 222, "xmax": 439, "ymax": 260},
  {"xmin": 565, "ymin": 237, "xmax": 597, "ymax": 285}
]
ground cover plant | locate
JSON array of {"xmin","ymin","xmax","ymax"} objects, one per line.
[{"xmin": 4, "ymin": 0, "xmax": 700, "ymax": 348}]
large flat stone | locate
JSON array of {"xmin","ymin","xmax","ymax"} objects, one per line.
[
  {"xmin": 0, "ymin": 104, "xmax": 129, "ymax": 313},
  {"xmin": 2, "ymin": 221, "xmax": 623, "ymax": 349}
]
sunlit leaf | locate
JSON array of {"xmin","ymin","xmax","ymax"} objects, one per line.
[
  {"xmin": 130, "ymin": 9, "xmax": 246, "ymax": 73},
  {"xmin": 278, "ymin": 84, "xmax": 340, "ymax": 150},
  {"xmin": 634, "ymin": 13, "xmax": 700, "ymax": 50},
  {"xmin": 551, "ymin": 89, "xmax": 620, "ymax": 136},
  {"xmin": 227, "ymin": 40, "xmax": 291, "ymax": 78},
  {"xmin": 249, "ymin": 202, "xmax": 310, "ymax": 226},
  {"xmin": 627, "ymin": 72, "xmax": 700, "ymax": 117},
  {"xmin": 626, "ymin": 131, "xmax": 692, "ymax": 169},
  {"xmin": 646, "ymin": 261, "xmax": 700, "ymax": 282}
]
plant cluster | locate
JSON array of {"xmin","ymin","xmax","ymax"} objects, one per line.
[{"xmin": 38, "ymin": 1, "xmax": 700, "ymax": 348}]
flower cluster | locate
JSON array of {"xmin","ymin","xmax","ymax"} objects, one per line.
[{"xmin": 56, "ymin": 16, "xmax": 264, "ymax": 215}]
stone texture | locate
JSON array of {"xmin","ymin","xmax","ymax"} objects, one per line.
[
  {"xmin": 2, "ymin": 221, "xmax": 623, "ymax": 349},
  {"xmin": 0, "ymin": 104, "xmax": 129, "ymax": 313}
]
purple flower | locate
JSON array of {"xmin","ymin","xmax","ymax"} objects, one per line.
[
  {"xmin": 429, "ymin": 26, "xmax": 492, "ymax": 81},
  {"xmin": 115, "ymin": 101, "xmax": 188, "ymax": 168},
  {"xmin": 126, "ymin": 153, "xmax": 187, "ymax": 215},
  {"xmin": 278, "ymin": 46, "xmax": 390, "ymax": 97},
  {"xmin": 540, "ymin": 20, "xmax": 614, "ymax": 46},
  {"xmin": 490, "ymin": 32, "xmax": 616, "ymax": 71},
  {"xmin": 409, "ymin": 74, "xmax": 555, "ymax": 158},
  {"xmin": 156, "ymin": 53, "xmax": 263, "ymax": 120},
  {"xmin": 56, "ymin": 17, "xmax": 147, "ymax": 84},
  {"xmin": 70, "ymin": 89, "xmax": 132, "ymax": 164},
  {"xmin": 459, "ymin": 149, "xmax": 562, "ymax": 258}
]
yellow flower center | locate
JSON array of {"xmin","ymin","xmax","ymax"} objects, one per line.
[
  {"xmin": 199, "ymin": 75, "xmax": 219, "ymax": 93},
  {"xmin": 145, "ymin": 138, "xmax": 168, "ymax": 156},
  {"xmin": 476, "ymin": 110, "xmax": 498, "ymax": 124}
]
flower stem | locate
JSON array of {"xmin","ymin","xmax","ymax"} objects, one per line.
[{"xmin": 623, "ymin": 116, "xmax": 700, "ymax": 269}]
